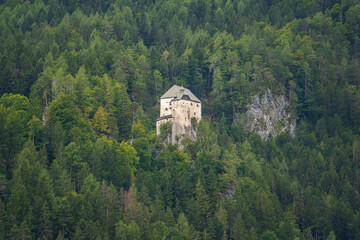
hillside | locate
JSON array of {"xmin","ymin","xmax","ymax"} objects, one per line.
[{"xmin": 0, "ymin": 0, "xmax": 360, "ymax": 239}]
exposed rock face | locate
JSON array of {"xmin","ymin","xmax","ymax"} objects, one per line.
[
  {"xmin": 244, "ymin": 89, "xmax": 296, "ymax": 139},
  {"xmin": 171, "ymin": 120, "xmax": 198, "ymax": 144},
  {"xmin": 160, "ymin": 120, "xmax": 197, "ymax": 146}
]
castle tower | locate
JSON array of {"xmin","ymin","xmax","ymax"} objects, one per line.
[{"xmin": 156, "ymin": 85, "xmax": 201, "ymax": 144}]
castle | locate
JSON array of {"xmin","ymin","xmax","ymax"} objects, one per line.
[{"xmin": 156, "ymin": 85, "xmax": 201, "ymax": 144}]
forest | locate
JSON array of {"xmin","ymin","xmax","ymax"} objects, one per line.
[{"xmin": 0, "ymin": 0, "xmax": 360, "ymax": 239}]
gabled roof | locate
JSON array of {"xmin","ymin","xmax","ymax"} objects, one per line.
[
  {"xmin": 156, "ymin": 114, "xmax": 172, "ymax": 122},
  {"xmin": 161, "ymin": 85, "xmax": 201, "ymax": 103}
]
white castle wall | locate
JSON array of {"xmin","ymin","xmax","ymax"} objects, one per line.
[
  {"xmin": 160, "ymin": 98, "xmax": 171, "ymax": 117},
  {"xmin": 157, "ymin": 98, "xmax": 201, "ymax": 143}
]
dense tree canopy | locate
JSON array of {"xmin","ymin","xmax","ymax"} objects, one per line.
[{"xmin": 0, "ymin": 0, "xmax": 360, "ymax": 239}]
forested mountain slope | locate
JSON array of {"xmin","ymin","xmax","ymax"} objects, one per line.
[{"xmin": 0, "ymin": 0, "xmax": 359, "ymax": 239}]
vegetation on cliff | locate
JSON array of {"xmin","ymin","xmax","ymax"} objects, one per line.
[{"xmin": 0, "ymin": 0, "xmax": 360, "ymax": 239}]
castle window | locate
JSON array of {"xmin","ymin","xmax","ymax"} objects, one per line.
[
  {"xmin": 191, "ymin": 103, "xmax": 193, "ymax": 105},
  {"xmin": 194, "ymin": 112, "xmax": 196, "ymax": 116},
  {"xmin": 197, "ymin": 104, "xmax": 199, "ymax": 107},
  {"xmin": 165, "ymin": 108, "xmax": 168, "ymax": 111}
]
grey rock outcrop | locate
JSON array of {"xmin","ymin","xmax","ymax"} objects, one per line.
[
  {"xmin": 171, "ymin": 120, "xmax": 197, "ymax": 144},
  {"xmin": 160, "ymin": 120, "xmax": 197, "ymax": 146},
  {"xmin": 244, "ymin": 89, "xmax": 296, "ymax": 139}
]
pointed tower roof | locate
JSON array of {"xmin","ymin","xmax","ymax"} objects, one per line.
[{"xmin": 160, "ymin": 85, "xmax": 201, "ymax": 102}]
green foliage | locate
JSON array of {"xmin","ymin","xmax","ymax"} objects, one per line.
[
  {"xmin": 49, "ymin": 94, "xmax": 80, "ymax": 132},
  {"xmin": 1, "ymin": 0, "xmax": 360, "ymax": 239},
  {"xmin": 131, "ymin": 120, "xmax": 147, "ymax": 139},
  {"xmin": 114, "ymin": 83, "xmax": 132, "ymax": 140},
  {"xmin": 92, "ymin": 106, "xmax": 110, "ymax": 135},
  {"xmin": 0, "ymin": 94, "xmax": 30, "ymax": 174},
  {"xmin": 261, "ymin": 230, "xmax": 279, "ymax": 240},
  {"xmin": 159, "ymin": 121, "xmax": 172, "ymax": 140},
  {"xmin": 27, "ymin": 115, "xmax": 43, "ymax": 145}
]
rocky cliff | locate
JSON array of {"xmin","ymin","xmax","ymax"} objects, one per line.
[
  {"xmin": 172, "ymin": 122, "xmax": 197, "ymax": 144},
  {"xmin": 159, "ymin": 120, "xmax": 197, "ymax": 147},
  {"xmin": 244, "ymin": 89, "xmax": 296, "ymax": 139}
]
